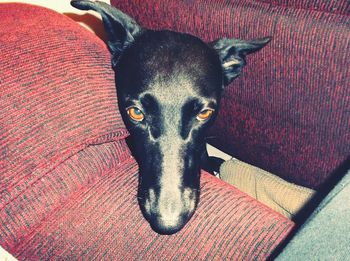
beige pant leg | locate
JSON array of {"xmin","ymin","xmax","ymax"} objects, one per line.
[{"xmin": 220, "ymin": 159, "xmax": 315, "ymax": 219}]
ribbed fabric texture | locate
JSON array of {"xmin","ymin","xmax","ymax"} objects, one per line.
[
  {"xmin": 1, "ymin": 140, "xmax": 131, "ymax": 250},
  {"xmin": 0, "ymin": 3, "xmax": 128, "ymax": 209},
  {"xmin": 112, "ymin": 0, "xmax": 350, "ymax": 188},
  {"xmin": 257, "ymin": 0, "xmax": 350, "ymax": 15},
  {"xmin": 8, "ymin": 163, "xmax": 293, "ymax": 261},
  {"xmin": 1, "ymin": 3, "xmax": 294, "ymax": 260}
]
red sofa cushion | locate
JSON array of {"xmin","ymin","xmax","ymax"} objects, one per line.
[
  {"xmin": 1, "ymin": 3, "xmax": 293, "ymax": 259},
  {"xmin": 112, "ymin": 0, "xmax": 350, "ymax": 188},
  {"xmin": 6, "ymin": 158, "xmax": 293, "ymax": 260},
  {"xmin": 1, "ymin": 139, "xmax": 132, "ymax": 250},
  {"xmin": 0, "ymin": 3, "xmax": 128, "ymax": 209}
]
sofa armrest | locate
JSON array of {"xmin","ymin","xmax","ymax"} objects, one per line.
[{"xmin": 0, "ymin": 3, "xmax": 128, "ymax": 209}]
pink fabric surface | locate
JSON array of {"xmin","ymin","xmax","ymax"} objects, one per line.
[
  {"xmin": 0, "ymin": 3, "xmax": 128, "ymax": 209},
  {"xmin": 7, "ymin": 157, "xmax": 293, "ymax": 260}
]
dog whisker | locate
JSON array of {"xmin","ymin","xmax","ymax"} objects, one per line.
[{"xmin": 205, "ymin": 135, "xmax": 218, "ymax": 140}]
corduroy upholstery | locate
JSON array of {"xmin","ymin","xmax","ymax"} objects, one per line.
[
  {"xmin": 0, "ymin": 3, "xmax": 128, "ymax": 210},
  {"xmin": 257, "ymin": 0, "xmax": 350, "ymax": 15},
  {"xmin": 111, "ymin": 0, "xmax": 350, "ymax": 189},
  {"xmin": 1, "ymin": 3, "xmax": 294, "ymax": 260}
]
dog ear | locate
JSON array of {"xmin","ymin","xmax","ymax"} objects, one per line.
[
  {"xmin": 71, "ymin": 0, "xmax": 142, "ymax": 67},
  {"xmin": 211, "ymin": 37, "xmax": 271, "ymax": 86}
]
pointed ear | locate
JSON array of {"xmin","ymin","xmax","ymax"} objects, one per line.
[
  {"xmin": 211, "ymin": 37, "xmax": 271, "ymax": 86},
  {"xmin": 71, "ymin": 0, "xmax": 142, "ymax": 67}
]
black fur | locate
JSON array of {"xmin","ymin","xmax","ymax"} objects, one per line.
[{"xmin": 71, "ymin": 0, "xmax": 271, "ymax": 235}]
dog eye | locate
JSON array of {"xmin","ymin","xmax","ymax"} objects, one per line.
[
  {"xmin": 197, "ymin": 109, "xmax": 214, "ymax": 121},
  {"xmin": 127, "ymin": 107, "xmax": 144, "ymax": 122}
]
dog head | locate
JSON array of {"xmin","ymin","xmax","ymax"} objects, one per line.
[{"xmin": 72, "ymin": 0, "xmax": 271, "ymax": 235}]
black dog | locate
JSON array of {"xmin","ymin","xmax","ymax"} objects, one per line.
[{"xmin": 71, "ymin": 0, "xmax": 270, "ymax": 235}]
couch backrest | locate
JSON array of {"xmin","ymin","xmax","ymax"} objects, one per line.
[
  {"xmin": 112, "ymin": 0, "xmax": 350, "ymax": 189},
  {"xmin": 258, "ymin": 0, "xmax": 350, "ymax": 15}
]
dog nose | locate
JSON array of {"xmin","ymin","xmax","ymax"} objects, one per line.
[
  {"xmin": 151, "ymin": 214, "xmax": 188, "ymax": 235},
  {"xmin": 142, "ymin": 188, "xmax": 197, "ymax": 235}
]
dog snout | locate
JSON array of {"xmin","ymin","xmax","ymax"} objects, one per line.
[{"xmin": 141, "ymin": 187, "xmax": 197, "ymax": 235}]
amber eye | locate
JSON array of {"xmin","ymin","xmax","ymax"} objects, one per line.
[
  {"xmin": 197, "ymin": 109, "xmax": 214, "ymax": 121},
  {"xmin": 127, "ymin": 107, "xmax": 144, "ymax": 122}
]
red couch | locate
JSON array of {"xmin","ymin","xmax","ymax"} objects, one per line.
[{"xmin": 0, "ymin": 0, "xmax": 348, "ymax": 260}]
